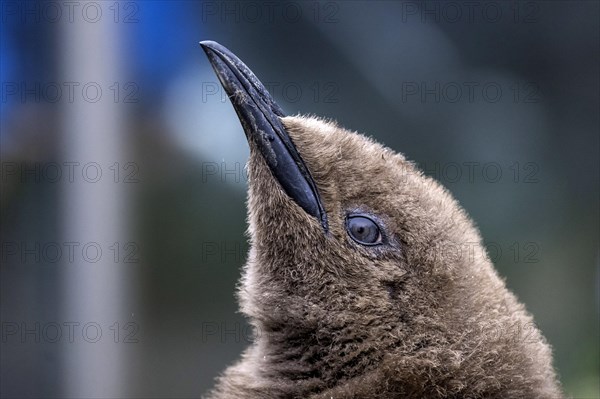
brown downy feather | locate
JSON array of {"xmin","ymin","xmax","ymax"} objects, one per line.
[{"xmin": 206, "ymin": 115, "xmax": 563, "ymax": 399}]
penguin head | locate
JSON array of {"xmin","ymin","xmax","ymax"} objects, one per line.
[
  {"xmin": 200, "ymin": 39, "xmax": 490, "ymax": 348},
  {"xmin": 242, "ymin": 114, "xmax": 484, "ymax": 339}
]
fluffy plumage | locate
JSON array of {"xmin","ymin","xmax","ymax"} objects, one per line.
[{"xmin": 206, "ymin": 115, "xmax": 562, "ymax": 398}]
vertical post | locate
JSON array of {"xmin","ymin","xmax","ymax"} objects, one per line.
[{"xmin": 60, "ymin": 2, "xmax": 131, "ymax": 396}]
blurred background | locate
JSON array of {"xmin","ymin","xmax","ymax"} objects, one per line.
[{"xmin": 1, "ymin": 1, "xmax": 598, "ymax": 398}]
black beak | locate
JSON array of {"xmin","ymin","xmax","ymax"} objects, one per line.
[{"xmin": 200, "ymin": 40, "xmax": 328, "ymax": 232}]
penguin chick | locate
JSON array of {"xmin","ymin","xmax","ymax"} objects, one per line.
[{"xmin": 200, "ymin": 41, "xmax": 563, "ymax": 399}]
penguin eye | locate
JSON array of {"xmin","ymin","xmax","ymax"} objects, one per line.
[{"xmin": 346, "ymin": 215, "xmax": 382, "ymax": 246}]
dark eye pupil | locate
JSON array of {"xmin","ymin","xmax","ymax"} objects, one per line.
[{"xmin": 347, "ymin": 216, "xmax": 381, "ymax": 245}]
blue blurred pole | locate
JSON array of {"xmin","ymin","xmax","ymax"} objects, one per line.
[{"xmin": 59, "ymin": 2, "xmax": 131, "ymax": 397}]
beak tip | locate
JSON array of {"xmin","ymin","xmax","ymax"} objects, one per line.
[
  {"xmin": 199, "ymin": 40, "xmax": 228, "ymax": 57},
  {"xmin": 199, "ymin": 40, "xmax": 215, "ymax": 54}
]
